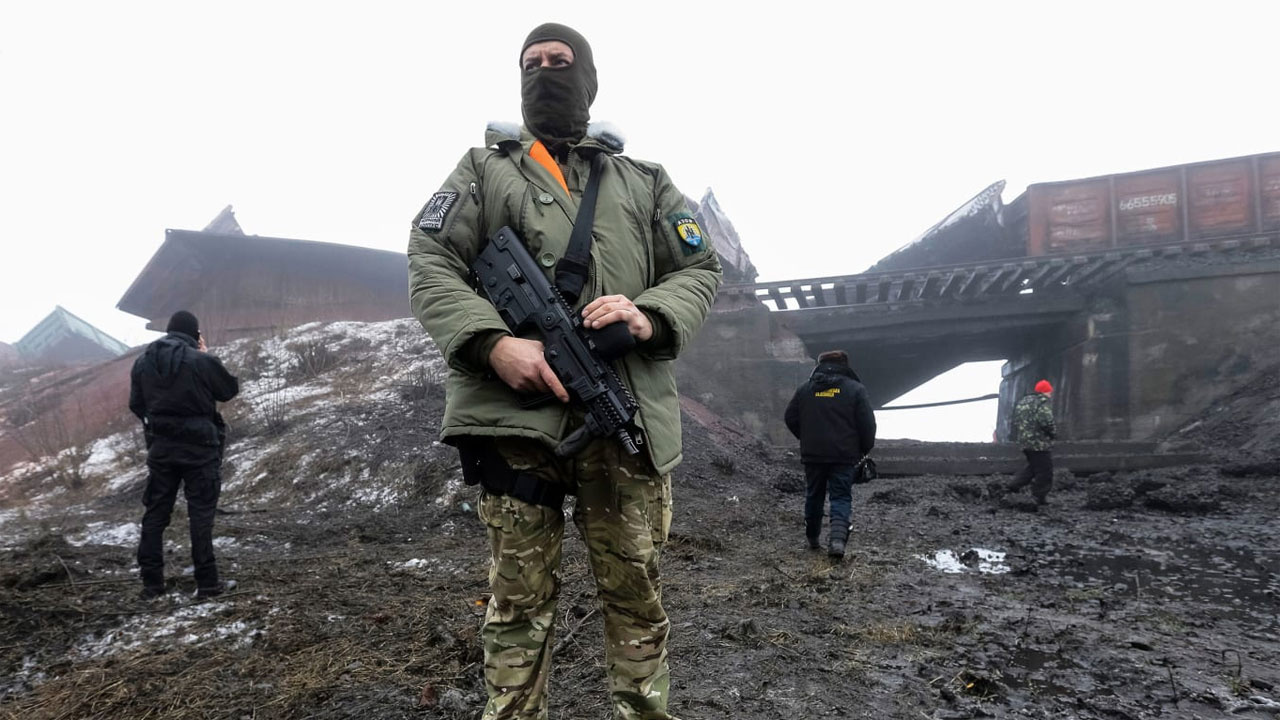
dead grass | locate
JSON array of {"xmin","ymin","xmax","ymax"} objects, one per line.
[
  {"xmin": 0, "ymin": 520, "xmax": 485, "ymax": 720},
  {"xmin": 286, "ymin": 340, "xmax": 340, "ymax": 382},
  {"xmin": 847, "ymin": 621, "xmax": 928, "ymax": 646}
]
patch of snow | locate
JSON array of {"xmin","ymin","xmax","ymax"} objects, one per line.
[
  {"xmin": 351, "ymin": 482, "xmax": 402, "ymax": 509},
  {"xmin": 0, "ymin": 655, "xmax": 46, "ymax": 700},
  {"xmin": 82, "ymin": 431, "xmax": 135, "ymax": 477},
  {"xmin": 181, "ymin": 620, "xmax": 252, "ymax": 645},
  {"xmin": 69, "ymin": 521, "xmax": 140, "ymax": 547},
  {"xmin": 364, "ymin": 388, "xmax": 400, "ymax": 404},
  {"xmin": 74, "ymin": 602, "xmax": 260, "ymax": 659},
  {"xmin": 918, "ymin": 548, "xmax": 1009, "ymax": 575},
  {"xmin": 106, "ymin": 467, "xmax": 147, "ymax": 494},
  {"xmin": 0, "ymin": 508, "xmax": 19, "ymax": 533},
  {"xmin": 244, "ymin": 380, "xmax": 331, "ymax": 410},
  {"xmin": 432, "ymin": 474, "xmax": 465, "ymax": 506},
  {"xmin": 391, "ymin": 557, "xmax": 466, "ymax": 576},
  {"xmin": 222, "ymin": 441, "xmax": 274, "ymax": 492},
  {"xmin": 29, "ymin": 486, "xmax": 68, "ymax": 505},
  {"xmin": 211, "ymin": 534, "xmax": 277, "ymax": 552},
  {"xmin": 0, "ymin": 460, "xmax": 40, "ymax": 489}
]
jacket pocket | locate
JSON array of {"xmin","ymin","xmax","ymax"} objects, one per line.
[{"xmin": 649, "ymin": 474, "xmax": 673, "ymax": 545}]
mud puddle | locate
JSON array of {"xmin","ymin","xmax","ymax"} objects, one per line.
[
  {"xmin": 919, "ymin": 548, "xmax": 1010, "ymax": 574},
  {"xmin": 999, "ymin": 646, "xmax": 1084, "ymax": 696},
  {"xmin": 1051, "ymin": 542, "xmax": 1280, "ymax": 621}
]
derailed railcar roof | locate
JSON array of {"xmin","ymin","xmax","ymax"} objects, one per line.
[
  {"xmin": 868, "ymin": 181, "xmax": 1022, "ymax": 273},
  {"xmin": 14, "ymin": 305, "xmax": 130, "ymax": 364},
  {"xmin": 116, "ymin": 229, "xmax": 408, "ymax": 323}
]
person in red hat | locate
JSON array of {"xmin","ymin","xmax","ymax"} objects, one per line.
[{"xmin": 1007, "ymin": 379, "xmax": 1056, "ymax": 504}]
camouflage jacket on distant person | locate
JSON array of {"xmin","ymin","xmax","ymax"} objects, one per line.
[{"xmin": 1013, "ymin": 392, "xmax": 1055, "ymax": 451}]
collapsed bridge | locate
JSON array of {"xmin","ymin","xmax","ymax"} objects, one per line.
[{"xmin": 683, "ymin": 152, "xmax": 1280, "ymax": 444}]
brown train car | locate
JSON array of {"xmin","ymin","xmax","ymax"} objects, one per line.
[{"xmin": 1021, "ymin": 152, "xmax": 1280, "ymax": 256}]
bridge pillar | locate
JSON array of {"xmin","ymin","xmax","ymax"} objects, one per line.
[
  {"xmin": 677, "ymin": 296, "xmax": 813, "ymax": 443},
  {"xmin": 1122, "ymin": 260, "xmax": 1280, "ymax": 440},
  {"xmin": 1000, "ymin": 257, "xmax": 1280, "ymax": 443},
  {"xmin": 998, "ymin": 292, "xmax": 1131, "ymax": 441}
]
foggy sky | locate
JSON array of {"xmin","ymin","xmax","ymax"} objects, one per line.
[{"xmin": 2, "ymin": 2, "xmax": 1276, "ymax": 440}]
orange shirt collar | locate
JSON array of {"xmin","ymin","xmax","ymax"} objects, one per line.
[{"xmin": 529, "ymin": 140, "xmax": 570, "ymax": 195}]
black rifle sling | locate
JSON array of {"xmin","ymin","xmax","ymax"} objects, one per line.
[{"xmin": 554, "ymin": 152, "xmax": 605, "ymax": 306}]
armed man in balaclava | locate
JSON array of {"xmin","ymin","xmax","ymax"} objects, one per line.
[{"xmin": 407, "ymin": 22, "xmax": 721, "ymax": 720}]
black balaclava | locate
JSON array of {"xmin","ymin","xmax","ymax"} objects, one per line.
[
  {"xmin": 166, "ymin": 310, "xmax": 199, "ymax": 339},
  {"xmin": 520, "ymin": 23, "xmax": 597, "ymax": 150}
]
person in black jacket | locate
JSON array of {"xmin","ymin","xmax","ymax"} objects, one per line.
[
  {"xmin": 128, "ymin": 311, "xmax": 239, "ymax": 600},
  {"xmin": 784, "ymin": 350, "xmax": 876, "ymax": 559}
]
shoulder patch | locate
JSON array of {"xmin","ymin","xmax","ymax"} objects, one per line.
[
  {"xmin": 417, "ymin": 191, "xmax": 458, "ymax": 232},
  {"xmin": 668, "ymin": 213, "xmax": 705, "ymax": 256}
]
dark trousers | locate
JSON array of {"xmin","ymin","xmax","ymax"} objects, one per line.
[
  {"xmin": 804, "ymin": 462, "xmax": 855, "ymax": 543},
  {"xmin": 137, "ymin": 458, "xmax": 222, "ymax": 589},
  {"xmin": 1008, "ymin": 449, "xmax": 1053, "ymax": 503}
]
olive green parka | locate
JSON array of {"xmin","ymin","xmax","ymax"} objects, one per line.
[{"xmin": 407, "ymin": 123, "xmax": 722, "ymax": 474}]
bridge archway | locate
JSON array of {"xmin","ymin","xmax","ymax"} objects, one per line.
[
  {"xmin": 876, "ymin": 361, "xmax": 1004, "ymax": 442},
  {"xmin": 701, "ymin": 233, "xmax": 1280, "ymax": 443}
]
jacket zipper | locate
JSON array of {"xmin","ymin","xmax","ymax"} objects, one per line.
[{"xmin": 586, "ymin": 254, "xmax": 598, "ymax": 304}]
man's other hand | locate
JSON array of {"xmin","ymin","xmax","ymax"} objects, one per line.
[
  {"xmin": 581, "ymin": 295, "xmax": 652, "ymax": 341},
  {"xmin": 488, "ymin": 336, "xmax": 570, "ymax": 403}
]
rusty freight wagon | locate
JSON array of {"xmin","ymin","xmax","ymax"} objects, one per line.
[
  {"xmin": 1011, "ymin": 151, "xmax": 1280, "ymax": 256},
  {"xmin": 872, "ymin": 151, "xmax": 1280, "ymax": 273}
]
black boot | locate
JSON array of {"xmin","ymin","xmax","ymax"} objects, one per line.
[
  {"xmin": 828, "ymin": 537, "xmax": 846, "ymax": 560},
  {"xmin": 196, "ymin": 579, "xmax": 237, "ymax": 598},
  {"xmin": 806, "ymin": 535, "xmax": 820, "ymax": 550},
  {"xmin": 139, "ymin": 584, "xmax": 167, "ymax": 601}
]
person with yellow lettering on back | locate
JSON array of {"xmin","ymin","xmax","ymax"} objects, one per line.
[{"xmin": 784, "ymin": 350, "xmax": 876, "ymax": 559}]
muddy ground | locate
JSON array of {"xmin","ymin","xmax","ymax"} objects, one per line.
[{"xmin": 1, "ymin": 417, "xmax": 1277, "ymax": 720}]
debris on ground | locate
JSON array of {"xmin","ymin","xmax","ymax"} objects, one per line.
[{"xmin": 1, "ymin": 319, "xmax": 1276, "ymax": 719}]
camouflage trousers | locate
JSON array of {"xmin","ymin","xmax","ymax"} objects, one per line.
[{"xmin": 477, "ymin": 436, "xmax": 678, "ymax": 720}]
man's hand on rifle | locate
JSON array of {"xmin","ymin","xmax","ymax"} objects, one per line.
[
  {"xmin": 489, "ymin": 336, "xmax": 571, "ymax": 403},
  {"xmin": 581, "ymin": 294, "xmax": 652, "ymax": 341}
]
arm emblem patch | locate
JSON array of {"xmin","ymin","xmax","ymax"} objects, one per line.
[
  {"xmin": 669, "ymin": 214, "xmax": 705, "ymax": 256},
  {"xmin": 417, "ymin": 191, "xmax": 459, "ymax": 231}
]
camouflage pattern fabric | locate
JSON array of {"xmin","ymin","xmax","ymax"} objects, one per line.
[
  {"xmin": 1013, "ymin": 392, "xmax": 1055, "ymax": 451},
  {"xmin": 477, "ymin": 436, "xmax": 676, "ymax": 720}
]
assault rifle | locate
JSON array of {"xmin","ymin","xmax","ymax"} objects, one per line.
[{"xmin": 472, "ymin": 225, "xmax": 642, "ymax": 458}]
